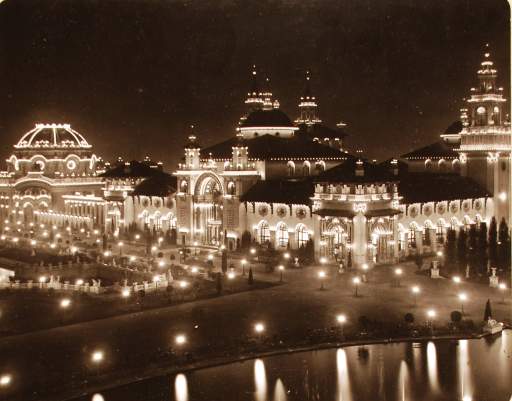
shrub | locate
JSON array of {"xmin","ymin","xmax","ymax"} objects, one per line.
[
  {"xmin": 450, "ymin": 310, "xmax": 462, "ymax": 324},
  {"xmin": 404, "ymin": 313, "xmax": 415, "ymax": 324}
]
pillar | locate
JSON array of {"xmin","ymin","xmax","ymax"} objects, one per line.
[{"xmin": 352, "ymin": 214, "xmax": 367, "ymax": 267}]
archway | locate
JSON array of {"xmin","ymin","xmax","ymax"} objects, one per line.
[{"xmin": 194, "ymin": 173, "xmax": 224, "ymax": 245}]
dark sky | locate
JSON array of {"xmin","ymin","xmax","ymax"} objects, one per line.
[{"xmin": 0, "ymin": 0, "xmax": 509, "ymax": 169}]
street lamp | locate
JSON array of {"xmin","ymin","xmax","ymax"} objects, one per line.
[
  {"xmin": 426, "ymin": 309, "xmax": 436, "ymax": 332},
  {"xmin": 175, "ymin": 334, "xmax": 187, "ymax": 345},
  {"xmin": 121, "ymin": 288, "xmax": 131, "ymax": 298},
  {"xmin": 284, "ymin": 252, "xmax": 290, "ymax": 261},
  {"xmin": 250, "ymin": 247, "xmax": 256, "ymax": 256},
  {"xmin": 0, "ymin": 374, "xmax": 11, "ymax": 387},
  {"xmin": 336, "ymin": 314, "xmax": 347, "ymax": 337},
  {"xmin": 118, "ymin": 241, "xmax": 123, "ymax": 256},
  {"xmin": 318, "ymin": 270, "xmax": 326, "ymax": 290},
  {"xmin": 498, "ymin": 283, "xmax": 508, "ymax": 303},
  {"xmin": 394, "ymin": 268, "xmax": 403, "ymax": 287},
  {"xmin": 352, "ymin": 276, "xmax": 361, "ymax": 296},
  {"xmin": 60, "ymin": 298, "xmax": 71, "ymax": 309},
  {"xmin": 458, "ymin": 292, "xmax": 467, "ymax": 315},
  {"xmin": 361, "ymin": 263, "xmax": 369, "ymax": 282},
  {"xmin": 91, "ymin": 350, "xmax": 104, "ymax": 364},
  {"xmin": 241, "ymin": 258, "xmax": 247, "ymax": 276},
  {"xmin": 254, "ymin": 322, "xmax": 265, "ymax": 334},
  {"xmin": 179, "ymin": 280, "xmax": 189, "ymax": 289},
  {"xmin": 452, "ymin": 276, "xmax": 461, "ymax": 285},
  {"xmin": 278, "ymin": 265, "xmax": 285, "ymax": 282},
  {"xmin": 411, "ymin": 285, "xmax": 420, "ymax": 306}
]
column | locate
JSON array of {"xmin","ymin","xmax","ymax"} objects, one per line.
[{"xmin": 352, "ymin": 214, "xmax": 367, "ymax": 267}]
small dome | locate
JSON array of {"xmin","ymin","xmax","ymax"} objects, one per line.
[
  {"xmin": 240, "ymin": 109, "xmax": 294, "ymax": 128},
  {"xmin": 15, "ymin": 124, "xmax": 91, "ymax": 149}
]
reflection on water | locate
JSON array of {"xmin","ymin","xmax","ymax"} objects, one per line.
[
  {"xmin": 458, "ymin": 340, "xmax": 473, "ymax": 401},
  {"xmin": 254, "ymin": 359, "xmax": 267, "ymax": 401},
  {"xmin": 175, "ymin": 373, "xmax": 188, "ymax": 401},
  {"xmin": 76, "ymin": 331, "xmax": 512, "ymax": 401},
  {"xmin": 273, "ymin": 378, "xmax": 286, "ymax": 401},
  {"xmin": 336, "ymin": 349, "xmax": 352, "ymax": 401},
  {"xmin": 426, "ymin": 342, "xmax": 439, "ymax": 393},
  {"xmin": 398, "ymin": 360, "xmax": 408, "ymax": 401}
]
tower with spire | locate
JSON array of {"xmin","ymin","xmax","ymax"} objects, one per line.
[
  {"xmin": 295, "ymin": 70, "xmax": 322, "ymax": 126},
  {"xmin": 458, "ymin": 44, "xmax": 511, "ymax": 223},
  {"xmin": 244, "ymin": 65, "xmax": 264, "ymax": 113}
]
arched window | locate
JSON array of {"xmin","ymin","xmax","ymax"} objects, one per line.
[
  {"xmin": 153, "ymin": 212, "xmax": 162, "ymax": 230},
  {"xmin": 276, "ymin": 222, "xmax": 289, "ymax": 248},
  {"xmin": 408, "ymin": 223, "xmax": 417, "ymax": 249},
  {"xmin": 425, "ymin": 159, "xmax": 433, "ymax": 171},
  {"xmin": 296, "ymin": 224, "xmax": 309, "ymax": 248},
  {"xmin": 287, "ymin": 161, "xmax": 295, "ymax": 176},
  {"xmin": 302, "ymin": 161, "xmax": 311, "ymax": 176},
  {"xmin": 438, "ymin": 159, "xmax": 447, "ymax": 173},
  {"xmin": 258, "ymin": 221, "xmax": 270, "ymax": 243},
  {"xmin": 315, "ymin": 161, "xmax": 325, "ymax": 174},
  {"xmin": 180, "ymin": 180, "xmax": 188, "ymax": 193},
  {"xmin": 227, "ymin": 181, "xmax": 236, "ymax": 195},
  {"xmin": 452, "ymin": 159, "xmax": 461, "ymax": 173},
  {"xmin": 476, "ymin": 106, "xmax": 487, "ymax": 126}
]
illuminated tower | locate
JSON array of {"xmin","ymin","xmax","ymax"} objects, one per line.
[
  {"xmin": 458, "ymin": 44, "xmax": 511, "ymax": 222},
  {"xmin": 295, "ymin": 70, "xmax": 321, "ymax": 126},
  {"xmin": 184, "ymin": 126, "xmax": 201, "ymax": 170},
  {"xmin": 244, "ymin": 65, "xmax": 264, "ymax": 113}
]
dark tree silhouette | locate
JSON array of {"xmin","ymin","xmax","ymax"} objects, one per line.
[{"xmin": 483, "ymin": 299, "xmax": 492, "ymax": 321}]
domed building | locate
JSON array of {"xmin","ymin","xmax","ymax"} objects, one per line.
[{"xmin": 0, "ymin": 124, "xmax": 105, "ymax": 228}]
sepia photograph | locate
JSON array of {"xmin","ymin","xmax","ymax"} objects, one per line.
[{"xmin": 0, "ymin": 0, "xmax": 510, "ymax": 400}]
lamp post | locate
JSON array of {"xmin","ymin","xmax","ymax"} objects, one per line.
[
  {"xmin": 458, "ymin": 292, "xmax": 467, "ymax": 315},
  {"xmin": 452, "ymin": 276, "xmax": 461, "ymax": 285},
  {"xmin": 118, "ymin": 241, "xmax": 123, "ymax": 256},
  {"xmin": 241, "ymin": 258, "xmax": 247, "ymax": 276},
  {"xmin": 498, "ymin": 283, "xmax": 508, "ymax": 303},
  {"xmin": 411, "ymin": 285, "xmax": 420, "ymax": 306},
  {"xmin": 426, "ymin": 309, "xmax": 436, "ymax": 333},
  {"xmin": 278, "ymin": 264, "xmax": 284, "ymax": 282},
  {"xmin": 353, "ymin": 276, "xmax": 361, "ymax": 297},
  {"xmin": 318, "ymin": 270, "xmax": 326, "ymax": 290},
  {"xmin": 394, "ymin": 268, "xmax": 403, "ymax": 287},
  {"xmin": 227, "ymin": 270, "xmax": 235, "ymax": 291},
  {"xmin": 0, "ymin": 374, "xmax": 12, "ymax": 388},
  {"xmin": 193, "ymin": 241, "xmax": 198, "ymax": 256},
  {"xmin": 336, "ymin": 314, "xmax": 347, "ymax": 337},
  {"xmin": 361, "ymin": 263, "xmax": 369, "ymax": 283},
  {"xmin": 175, "ymin": 334, "xmax": 187, "ymax": 346},
  {"xmin": 254, "ymin": 322, "xmax": 265, "ymax": 336}
]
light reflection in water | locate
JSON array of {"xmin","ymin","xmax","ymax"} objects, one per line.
[
  {"xmin": 458, "ymin": 339, "xmax": 473, "ymax": 401},
  {"xmin": 175, "ymin": 373, "xmax": 188, "ymax": 401},
  {"xmin": 336, "ymin": 348, "xmax": 352, "ymax": 401},
  {"xmin": 254, "ymin": 359, "xmax": 267, "ymax": 401},
  {"xmin": 398, "ymin": 360, "xmax": 408, "ymax": 401},
  {"xmin": 426, "ymin": 342, "xmax": 439, "ymax": 392},
  {"xmin": 273, "ymin": 378, "xmax": 287, "ymax": 401}
]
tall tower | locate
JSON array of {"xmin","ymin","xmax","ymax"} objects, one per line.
[
  {"xmin": 184, "ymin": 126, "xmax": 201, "ymax": 170},
  {"xmin": 458, "ymin": 44, "xmax": 511, "ymax": 223},
  {"xmin": 295, "ymin": 70, "xmax": 321, "ymax": 126},
  {"xmin": 244, "ymin": 65, "xmax": 264, "ymax": 113}
]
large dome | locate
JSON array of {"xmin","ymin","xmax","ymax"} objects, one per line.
[
  {"xmin": 240, "ymin": 109, "xmax": 294, "ymax": 128},
  {"xmin": 14, "ymin": 124, "xmax": 92, "ymax": 149}
]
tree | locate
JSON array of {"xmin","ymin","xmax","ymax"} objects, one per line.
[
  {"xmin": 468, "ymin": 225, "xmax": 477, "ymax": 250},
  {"xmin": 483, "ymin": 299, "xmax": 492, "ymax": 321},
  {"xmin": 445, "ymin": 228, "xmax": 457, "ymax": 265},
  {"xmin": 498, "ymin": 218, "xmax": 509, "ymax": 243},
  {"xmin": 457, "ymin": 229, "xmax": 467, "ymax": 265},
  {"xmin": 248, "ymin": 267, "xmax": 254, "ymax": 285},
  {"xmin": 450, "ymin": 310, "xmax": 462, "ymax": 324},
  {"xmin": 414, "ymin": 253, "xmax": 423, "ymax": 270},
  {"xmin": 497, "ymin": 218, "xmax": 511, "ymax": 269},
  {"xmin": 404, "ymin": 313, "xmax": 414, "ymax": 325},
  {"xmin": 221, "ymin": 250, "xmax": 228, "ymax": 273}
]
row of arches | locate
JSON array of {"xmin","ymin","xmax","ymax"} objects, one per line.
[
  {"xmin": 425, "ymin": 158, "xmax": 460, "ymax": 173},
  {"xmin": 256, "ymin": 220, "xmax": 310, "ymax": 248},
  {"xmin": 138, "ymin": 210, "xmax": 176, "ymax": 231},
  {"xmin": 287, "ymin": 160, "xmax": 325, "ymax": 177}
]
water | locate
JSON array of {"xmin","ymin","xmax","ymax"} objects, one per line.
[{"xmin": 76, "ymin": 331, "xmax": 512, "ymax": 401}]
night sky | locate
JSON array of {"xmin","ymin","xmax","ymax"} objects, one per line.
[{"xmin": 0, "ymin": 0, "xmax": 509, "ymax": 169}]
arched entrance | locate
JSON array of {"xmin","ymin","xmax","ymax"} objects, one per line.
[
  {"xmin": 369, "ymin": 218, "xmax": 394, "ymax": 264},
  {"xmin": 194, "ymin": 173, "xmax": 224, "ymax": 245}
]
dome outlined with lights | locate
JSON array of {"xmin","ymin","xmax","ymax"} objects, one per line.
[{"xmin": 14, "ymin": 124, "xmax": 92, "ymax": 149}]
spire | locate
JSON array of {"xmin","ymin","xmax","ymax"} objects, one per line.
[
  {"xmin": 245, "ymin": 65, "xmax": 264, "ymax": 112},
  {"xmin": 262, "ymin": 76, "xmax": 273, "ymax": 110},
  {"xmin": 465, "ymin": 43, "xmax": 507, "ymax": 128},
  {"xmin": 295, "ymin": 70, "xmax": 321, "ymax": 126},
  {"xmin": 184, "ymin": 124, "xmax": 201, "ymax": 149}
]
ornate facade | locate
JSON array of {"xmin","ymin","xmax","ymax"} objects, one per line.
[{"xmin": 0, "ymin": 46, "xmax": 509, "ymax": 268}]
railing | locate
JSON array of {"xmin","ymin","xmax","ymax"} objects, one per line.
[{"xmin": 0, "ymin": 280, "xmax": 103, "ymax": 293}]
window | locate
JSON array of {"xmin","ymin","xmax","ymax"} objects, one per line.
[
  {"xmin": 296, "ymin": 224, "xmax": 309, "ymax": 248},
  {"xmin": 287, "ymin": 161, "xmax": 295, "ymax": 176},
  {"xmin": 276, "ymin": 223, "xmax": 288, "ymax": 248},
  {"xmin": 258, "ymin": 221, "xmax": 270, "ymax": 243},
  {"xmin": 438, "ymin": 160, "xmax": 447, "ymax": 172},
  {"xmin": 303, "ymin": 161, "xmax": 311, "ymax": 176},
  {"xmin": 408, "ymin": 229, "xmax": 416, "ymax": 249},
  {"xmin": 436, "ymin": 221, "xmax": 446, "ymax": 244}
]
